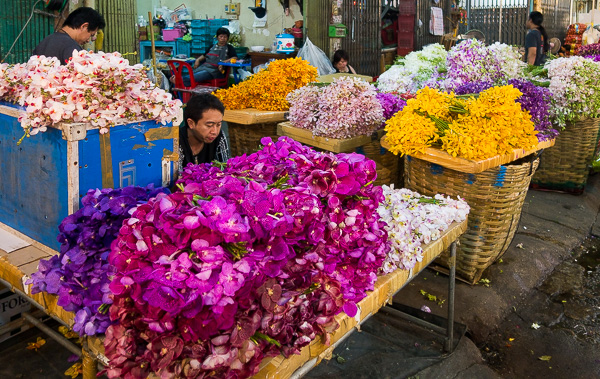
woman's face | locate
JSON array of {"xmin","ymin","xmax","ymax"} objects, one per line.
[
  {"xmin": 526, "ymin": 18, "xmax": 533, "ymax": 29},
  {"xmin": 216, "ymin": 34, "xmax": 229, "ymax": 45},
  {"xmin": 335, "ymin": 58, "xmax": 348, "ymax": 71}
]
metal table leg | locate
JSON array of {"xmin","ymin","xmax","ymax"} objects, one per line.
[{"xmin": 445, "ymin": 240, "xmax": 457, "ymax": 352}]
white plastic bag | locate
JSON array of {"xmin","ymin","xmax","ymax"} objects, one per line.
[
  {"xmin": 297, "ymin": 37, "xmax": 335, "ymax": 76},
  {"xmin": 237, "ymin": 68, "xmax": 252, "ymax": 81}
]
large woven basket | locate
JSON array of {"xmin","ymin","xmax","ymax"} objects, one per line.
[
  {"xmin": 360, "ymin": 141, "xmax": 403, "ymax": 187},
  {"xmin": 531, "ymin": 118, "xmax": 600, "ymax": 194},
  {"xmin": 405, "ymin": 155, "xmax": 540, "ymax": 284},
  {"xmin": 228, "ymin": 122, "xmax": 279, "ymax": 157}
]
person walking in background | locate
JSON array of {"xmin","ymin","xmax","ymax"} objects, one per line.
[
  {"xmin": 32, "ymin": 7, "xmax": 105, "ymax": 65},
  {"xmin": 332, "ymin": 50, "xmax": 357, "ymax": 74},
  {"xmin": 525, "ymin": 11, "xmax": 549, "ymax": 66}
]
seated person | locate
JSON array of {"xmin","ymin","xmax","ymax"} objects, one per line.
[
  {"xmin": 332, "ymin": 49, "xmax": 357, "ymax": 74},
  {"xmin": 179, "ymin": 93, "xmax": 230, "ymax": 168},
  {"xmin": 171, "ymin": 27, "xmax": 237, "ymax": 87}
]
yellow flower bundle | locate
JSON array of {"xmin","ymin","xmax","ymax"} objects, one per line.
[
  {"xmin": 214, "ymin": 57, "xmax": 318, "ymax": 111},
  {"xmin": 384, "ymin": 86, "xmax": 538, "ymax": 160}
]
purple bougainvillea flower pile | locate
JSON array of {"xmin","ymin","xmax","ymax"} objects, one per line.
[
  {"xmin": 27, "ymin": 185, "xmax": 169, "ymax": 336},
  {"xmin": 103, "ymin": 137, "xmax": 389, "ymax": 378}
]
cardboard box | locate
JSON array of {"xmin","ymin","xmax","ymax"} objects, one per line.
[{"xmin": 0, "ymin": 284, "xmax": 31, "ymax": 326}]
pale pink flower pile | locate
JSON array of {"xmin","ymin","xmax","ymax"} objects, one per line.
[
  {"xmin": 286, "ymin": 76, "xmax": 384, "ymax": 139},
  {"xmin": 0, "ymin": 51, "xmax": 181, "ymax": 136}
]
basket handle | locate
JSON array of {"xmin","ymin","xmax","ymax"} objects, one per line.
[{"xmin": 527, "ymin": 150, "xmax": 544, "ymax": 176}]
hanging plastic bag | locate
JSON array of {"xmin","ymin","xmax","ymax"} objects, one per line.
[{"xmin": 297, "ymin": 37, "xmax": 336, "ymax": 76}]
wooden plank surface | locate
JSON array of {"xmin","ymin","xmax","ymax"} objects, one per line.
[
  {"xmin": 0, "ymin": 222, "xmax": 74, "ymax": 326},
  {"xmin": 277, "ymin": 122, "xmax": 380, "ymax": 153},
  {"xmin": 381, "ymin": 137, "xmax": 555, "ymax": 174},
  {"xmin": 255, "ymin": 219, "xmax": 468, "ymax": 378},
  {"xmin": 224, "ymin": 109, "xmax": 289, "ymax": 125}
]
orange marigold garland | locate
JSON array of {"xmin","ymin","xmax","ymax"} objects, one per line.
[{"xmin": 214, "ymin": 58, "xmax": 318, "ymax": 111}]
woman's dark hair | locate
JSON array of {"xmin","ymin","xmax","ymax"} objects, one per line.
[
  {"xmin": 216, "ymin": 27, "xmax": 231, "ymax": 38},
  {"xmin": 332, "ymin": 49, "xmax": 350, "ymax": 65},
  {"xmin": 184, "ymin": 94, "xmax": 225, "ymax": 125},
  {"xmin": 63, "ymin": 7, "xmax": 106, "ymax": 31},
  {"xmin": 529, "ymin": 11, "xmax": 549, "ymax": 53}
]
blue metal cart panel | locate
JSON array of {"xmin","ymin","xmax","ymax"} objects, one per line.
[
  {"xmin": 78, "ymin": 120, "xmax": 177, "ymax": 196},
  {"xmin": 0, "ymin": 112, "xmax": 69, "ymax": 251}
]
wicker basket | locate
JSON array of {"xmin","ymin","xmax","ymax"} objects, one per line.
[
  {"xmin": 405, "ymin": 155, "xmax": 540, "ymax": 284},
  {"xmin": 361, "ymin": 141, "xmax": 403, "ymax": 187},
  {"xmin": 531, "ymin": 118, "xmax": 600, "ymax": 194},
  {"xmin": 228, "ymin": 122, "xmax": 279, "ymax": 156}
]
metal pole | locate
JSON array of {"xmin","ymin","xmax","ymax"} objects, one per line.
[
  {"xmin": 467, "ymin": 0, "xmax": 471, "ymax": 31},
  {"xmin": 499, "ymin": 0, "xmax": 503, "ymax": 43},
  {"xmin": 148, "ymin": 11, "xmax": 159, "ymax": 86},
  {"xmin": 21, "ymin": 312, "xmax": 82, "ymax": 357},
  {"xmin": 445, "ymin": 241, "xmax": 457, "ymax": 352}
]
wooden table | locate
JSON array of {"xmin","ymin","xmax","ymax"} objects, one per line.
[{"xmin": 248, "ymin": 51, "xmax": 298, "ymax": 70}]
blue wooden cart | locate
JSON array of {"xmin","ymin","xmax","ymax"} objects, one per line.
[{"xmin": 0, "ymin": 103, "xmax": 180, "ymax": 251}]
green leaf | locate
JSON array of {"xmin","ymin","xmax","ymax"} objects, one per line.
[
  {"xmin": 253, "ymin": 332, "xmax": 282, "ymax": 347},
  {"xmin": 538, "ymin": 355, "xmax": 551, "ymax": 361}
]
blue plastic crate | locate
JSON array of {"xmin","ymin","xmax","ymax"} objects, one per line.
[
  {"xmin": 176, "ymin": 38, "xmax": 191, "ymax": 57},
  {"xmin": 0, "ymin": 103, "xmax": 179, "ymax": 251},
  {"xmin": 190, "ymin": 19, "xmax": 229, "ymax": 29}
]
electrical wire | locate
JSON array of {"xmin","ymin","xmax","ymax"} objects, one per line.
[{"xmin": 1, "ymin": 0, "xmax": 43, "ymax": 63}]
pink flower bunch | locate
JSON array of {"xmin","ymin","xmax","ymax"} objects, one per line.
[
  {"xmin": 0, "ymin": 51, "xmax": 181, "ymax": 136},
  {"xmin": 103, "ymin": 136, "xmax": 389, "ymax": 378},
  {"xmin": 287, "ymin": 77, "xmax": 384, "ymax": 139}
]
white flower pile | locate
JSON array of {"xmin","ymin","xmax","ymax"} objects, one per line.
[
  {"xmin": 377, "ymin": 186, "xmax": 470, "ymax": 274},
  {"xmin": 377, "ymin": 43, "xmax": 448, "ymax": 94},
  {"xmin": 0, "ymin": 50, "xmax": 182, "ymax": 136},
  {"xmin": 487, "ymin": 42, "xmax": 526, "ymax": 81},
  {"xmin": 545, "ymin": 56, "xmax": 600, "ymax": 127}
]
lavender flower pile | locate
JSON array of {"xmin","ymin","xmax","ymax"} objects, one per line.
[
  {"xmin": 103, "ymin": 137, "xmax": 389, "ymax": 378},
  {"xmin": 287, "ymin": 76, "xmax": 384, "ymax": 138},
  {"xmin": 576, "ymin": 43, "xmax": 600, "ymax": 61},
  {"xmin": 27, "ymin": 185, "xmax": 169, "ymax": 336},
  {"xmin": 446, "ymin": 39, "xmax": 504, "ymax": 85},
  {"xmin": 508, "ymin": 79, "xmax": 557, "ymax": 141},
  {"xmin": 376, "ymin": 92, "xmax": 407, "ymax": 123}
]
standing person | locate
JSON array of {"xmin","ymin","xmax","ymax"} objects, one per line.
[
  {"xmin": 525, "ymin": 11, "xmax": 549, "ymax": 66},
  {"xmin": 332, "ymin": 50, "xmax": 357, "ymax": 74},
  {"xmin": 32, "ymin": 7, "xmax": 105, "ymax": 65},
  {"xmin": 179, "ymin": 93, "xmax": 230, "ymax": 168},
  {"xmin": 171, "ymin": 27, "xmax": 237, "ymax": 86}
]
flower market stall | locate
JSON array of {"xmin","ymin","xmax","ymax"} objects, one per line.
[
  {"xmin": 1, "ymin": 125, "xmax": 472, "ymax": 379},
  {"xmin": 279, "ymin": 76, "xmax": 404, "ymax": 187},
  {"xmin": 0, "ymin": 48, "xmax": 476, "ymax": 378},
  {"xmin": 530, "ymin": 55, "xmax": 600, "ymax": 194},
  {"xmin": 0, "ymin": 51, "xmax": 181, "ymax": 376},
  {"xmin": 0, "ymin": 51, "xmax": 182, "ymax": 252},
  {"xmin": 375, "ymin": 40, "xmax": 560, "ymax": 283},
  {"xmin": 214, "ymin": 57, "xmax": 317, "ymax": 156}
]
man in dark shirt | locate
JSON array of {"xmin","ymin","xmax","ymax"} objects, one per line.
[
  {"xmin": 179, "ymin": 94, "xmax": 230, "ymax": 168},
  {"xmin": 33, "ymin": 7, "xmax": 106, "ymax": 65}
]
